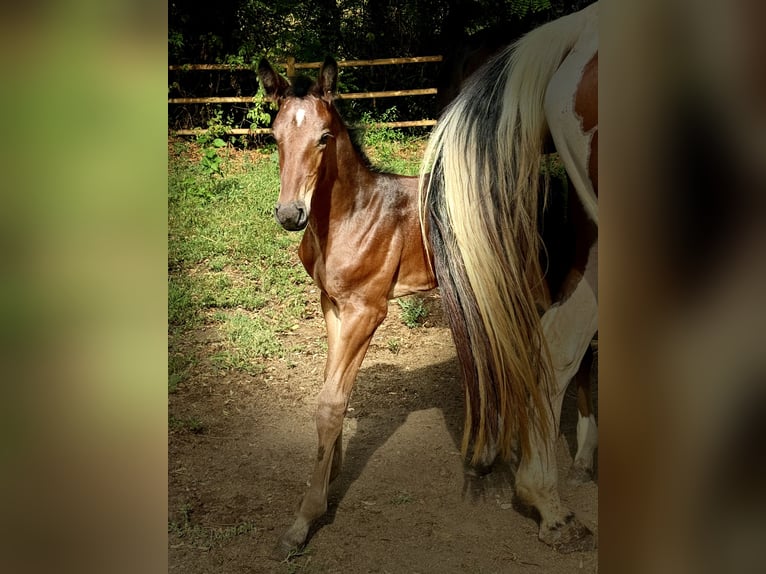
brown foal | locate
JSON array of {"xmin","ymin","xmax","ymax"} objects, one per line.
[{"xmin": 258, "ymin": 57, "xmax": 437, "ymax": 556}]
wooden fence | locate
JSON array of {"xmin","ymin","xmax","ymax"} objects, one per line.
[{"xmin": 168, "ymin": 55, "xmax": 442, "ymax": 136}]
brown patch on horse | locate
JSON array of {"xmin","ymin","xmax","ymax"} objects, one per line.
[
  {"xmin": 575, "ymin": 52, "xmax": 598, "ymax": 195},
  {"xmin": 554, "ymin": 179, "xmax": 597, "ymax": 304},
  {"xmin": 553, "ymin": 52, "xmax": 598, "ymax": 304},
  {"xmin": 550, "ymin": 171, "xmax": 598, "ymax": 304}
]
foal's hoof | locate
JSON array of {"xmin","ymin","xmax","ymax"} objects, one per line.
[
  {"xmin": 539, "ymin": 514, "xmax": 596, "ymax": 553},
  {"xmin": 566, "ymin": 462, "xmax": 593, "ymax": 487},
  {"xmin": 271, "ymin": 524, "xmax": 309, "ymax": 561},
  {"xmin": 270, "ymin": 540, "xmax": 295, "ymax": 561}
]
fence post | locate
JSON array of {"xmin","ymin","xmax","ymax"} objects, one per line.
[{"xmin": 286, "ymin": 56, "xmax": 295, "ymax": 77}]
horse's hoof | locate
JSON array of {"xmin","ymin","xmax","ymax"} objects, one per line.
[
  {"xmin": 464, "ymin": 452, "xmax": 498, "ymax": 478},
  {"xmin": 566, "ymin": 462, "xmax": 593, "ymax": 487},
  {"xmin": 465, "ymin": 464, "xmax": 492, "ymax": 478},
  {"xmin": 539, "ymin": 514, "xmax": 596, "ymax": 553}
]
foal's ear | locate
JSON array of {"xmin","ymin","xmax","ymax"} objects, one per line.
[
  {"xmin": 317, "ymin": 56, "xmax": 338, "ymax": 101},
  {"xmin": 257, "ymin": 58, "xmax": 289, "ymax": 102}
]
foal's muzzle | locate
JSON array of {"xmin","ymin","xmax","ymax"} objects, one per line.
[{"xmin": 274, "ymin": 201, "xmax": 308, "ymax": 231}]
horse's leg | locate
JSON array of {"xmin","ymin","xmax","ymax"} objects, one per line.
[
  {"xmin": 545, "ymin": 40, "xmax": 599, "ymax": 492},
  {"xmin": 567, "ymin": 342, "xmax": 598, "ymax": 486},
  {"xmin": 515, "ymin": 244, "xmax": 598, "ymax": 553},
  {"xmin": 275, "ymin": 292, "xmax": 386, "ymax": 558},
  {"xmin": 465, "ymin": 434, "xmax": 498, "ymax": 477}
]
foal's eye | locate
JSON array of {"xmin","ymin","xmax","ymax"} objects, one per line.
[{"xmin": 318, "ymin": 132, "xmax": 332, "ymax": 147}]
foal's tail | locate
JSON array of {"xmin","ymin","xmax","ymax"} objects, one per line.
[{"xmin": 420, "ymin": 9, "xmax": 590, "ymax": 465}]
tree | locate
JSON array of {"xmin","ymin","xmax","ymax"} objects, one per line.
[{"xmin": 168, "ymin": 0, "xmax": 594, "ymax": 129}]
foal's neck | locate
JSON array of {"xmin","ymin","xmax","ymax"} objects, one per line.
[{"xmin": 332, "ymin": 129, "xmax": 384, "ymax": 193}]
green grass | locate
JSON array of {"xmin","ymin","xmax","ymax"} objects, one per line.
[
  {"xmin": 209, "ymin": 309, "xmax": 286, "ymax": 374},
  {"xmin": 168, "ymin": 414, "xmax": 205, "ymax": 434},
  {"xmin": 397, "ymin": 295, "xmax": 429, "ymax": 328},
  {"xmin": 168, "ymin": 125, "xmax": 424, "ymax": 389},
  {"xmin": 168, "ymin": 503, "xmax": 256, "ymax": 548},
  {"xmin": 284, "ymin": 547, "xmax": 314, "ymax": 572},
  {"xmin": 358, "ymin": 116, "xmax": 428, "ymax": 175},
  {"xmin": 390, "ymin": 492, "xmax": 413, "ymax": 505},
  {"xmin": 168, "ymin": 143, "xmax": 310, "ymax": 382}
]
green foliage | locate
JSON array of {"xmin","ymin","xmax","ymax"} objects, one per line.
[
  {"xmin": 168, "ymin": 30, "xmax": 184, "ymax": 62},
  {"xmin": 247, "ymin": 85, "xmax": 277, "ymax": 131},
  {"xmin": 397, "ymin": 296, "xmax": 428, "ymax": 328},
  {"xmin": 510, "ymin": 0, "xmax": 552, "ymax": 17},
  {"xmin": 193, "ymin": 109, "xmax": 235, "ymax": 177},
  {"xmin": 541, "ymin": 153, "xmax": 567, "ymax": 181},
  {"xmin": 360, "ymin": 107, "xmax": 404, "ymax": 147},
  {"xmin": 169, "ymin": 1, "xmax": 590, "ymax": 133},
  {"xmin": 220, "ymin": 53, "xmax": 247, "ymax": 67},
  {"xmin": 199, "ymin": 137, "xmax": 227, "ymax": 177},
  {"xmin": 202, "ymin": 109, "xmax": 230, "ymax": 138}
]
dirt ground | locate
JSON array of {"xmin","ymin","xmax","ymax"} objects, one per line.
[{"xmin": 169, "ymin": 290, "xmax": 598, "ymax": 573}]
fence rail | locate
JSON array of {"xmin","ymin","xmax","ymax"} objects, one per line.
[
  {"xmin": 168, "ymin": 88, "xmax": 437, "ymax": 105},
  {"xmin": 169, "ymin": 55, "xmax": 442, "ymax": 136},
  {"xmin": 168, "ymin": 55, "xmax": 442, "ymax": 72},
  {"xmin": 172, "ymin": 119, "xmax": 437, "ymax": 137}
]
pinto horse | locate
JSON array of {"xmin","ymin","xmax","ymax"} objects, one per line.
[
  {"xmin": 258, "ymin": 45, "xmax": 597, "ymax": 557},
  {"xmin": 421, "ymin": 1, "xmax": 598, "ymax": 551}
]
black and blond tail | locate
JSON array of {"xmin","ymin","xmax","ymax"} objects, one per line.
[{"xmin": 420, "ymin": 8, "xmax": 591, "ymax": 464}]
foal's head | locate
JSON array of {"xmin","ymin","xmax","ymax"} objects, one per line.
[{"xmin": 258, "ymin": 57, "xmax": 342, "ymax": 231}]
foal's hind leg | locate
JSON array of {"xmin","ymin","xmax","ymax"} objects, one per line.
[
  {"xmin": 515, "ymin": 247, "xmax": 598, "ymax": 552},
  {"xmin": 567, "ymin": 342, "xmax": 598, "ymax": 486},
  {"xmin": 275, "ymin": 293, "xmax": 387, "ymax": 559}
]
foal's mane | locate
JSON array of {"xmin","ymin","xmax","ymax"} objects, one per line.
[{"xmin": 285, "ymin": 75, "xmax": 316, "ymax": 98}]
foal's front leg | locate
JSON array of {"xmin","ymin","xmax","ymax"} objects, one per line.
[{"xmin": 275, "ymin": 293, "xmax": 387, "ymax": 558}]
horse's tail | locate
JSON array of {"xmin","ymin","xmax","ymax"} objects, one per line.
[{"xmin": 420, "ymin": 8, "xmax": 591, "ymax": 465}]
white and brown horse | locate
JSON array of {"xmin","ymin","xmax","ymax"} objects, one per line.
[{"xmin": 421, "ymin": 1, "xmax": 599, "ymax": 551}]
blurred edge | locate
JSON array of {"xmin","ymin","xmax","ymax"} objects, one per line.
[
  {"xmin": 601, "ymin": 0, "xmax": 766, "ymax": 572},
  {"xmin": 0, "ymin": 2, "xmax": 168, "ymax": 574}
]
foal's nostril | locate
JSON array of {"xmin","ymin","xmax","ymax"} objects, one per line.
[{"xmin": 295, "ymin": 205, "xmax": 306, "ymax": 223}]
